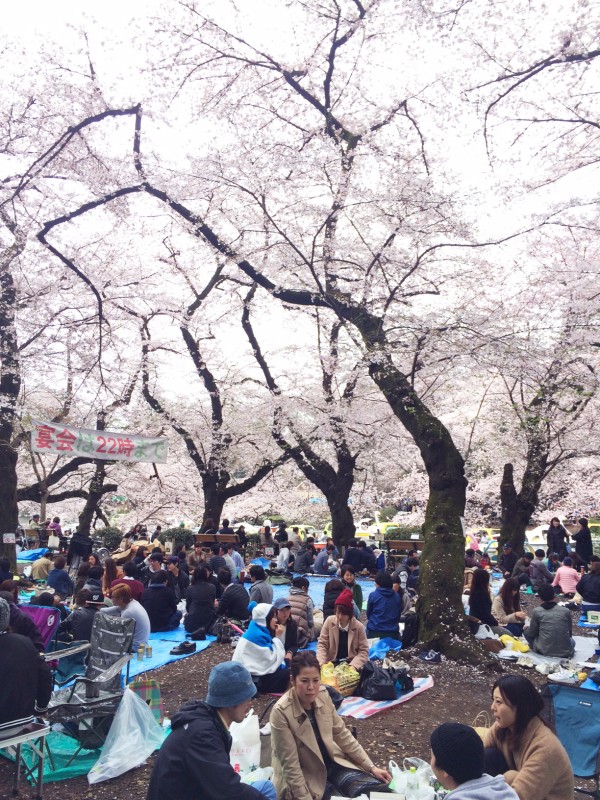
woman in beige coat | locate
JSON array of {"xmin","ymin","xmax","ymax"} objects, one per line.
[
  {"xmin": 271, "ymin": 651, "xmax": 390, "ymax": 800},
  {"xmin": 316, "ymin": 589, "xmax": 369, "ymax": 670}
]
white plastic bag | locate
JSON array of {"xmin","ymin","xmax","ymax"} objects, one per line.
[
  {"xmin": 242, "ymin": 766, "xmax": 274, "ymax": 784},
  {"xmin": 474, "ymin": 623, "xmax": 499, "ymax": 641},
  {"xmin": 389, "ymin": 758, "xmax": 435, "ymax": 799},
  {"xmin": 88, "ymin": 687, "xmax": 164, "ymax": 784},
  {"xmin": 230, "ymin": 712, "xmax": 261, "ymax": 777}
]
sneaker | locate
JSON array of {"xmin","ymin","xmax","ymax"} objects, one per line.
[
  {"xmin": 548, "ymin": 668, "xmax": 578, "ymax": 685},
  {"xmin": 170, "ymin": 641, "xmax": 197, "ymax": 656},
  {"xmin": 418, "ymin": 650, "xmax": 442, "ymax": 663}
]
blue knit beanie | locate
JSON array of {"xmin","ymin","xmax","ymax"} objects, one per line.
[{"xmin": 206, "ymin": 662, "xmax": 256, "ymax": 708}]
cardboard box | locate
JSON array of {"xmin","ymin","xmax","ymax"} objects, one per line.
[{"xmin": 586, "ymin": 610, "xmax": 600, "ymax": 624}]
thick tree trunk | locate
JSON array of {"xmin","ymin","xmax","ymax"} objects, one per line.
[
  {"xmin": 328, "ymin": 494, "xmax": 356, "ymax": 547},
  {"xmin": 499, "ymin": 463, "xmax": 533, "ymax": 554},
  {"xmin": 78, "ymin": 464, "xmax": 107, "ymax": 537},
  {"xmin": 202, "ymin": 475, "xmax": 226, "ymax": 527},
  {"xmin": 0, "ymin": 443, "xmax": 18, "ymax": 569}
]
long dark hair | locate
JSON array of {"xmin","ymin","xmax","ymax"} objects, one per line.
[
  {"xmin": 499, "ymin": 577, "xmax": 520, "ymax": 615},
  {"xmin": 470, "ymin": 568, "xmax": 491, "ymax": 598},
  {"xmin": 492, "ymin": 675, "xmax": 544, "ymax": 748}
]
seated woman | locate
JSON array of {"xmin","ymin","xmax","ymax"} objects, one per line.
[
  {"xmin": 340, "ymin": 565, "xmax": 363, "ymax": 613},
  {"xmin": 271, "ymin": 651, "xmax": 391, "ymax": 800},
  {"xmin": 492, "ymin": 578, "xmax": 526, "ymax": 637},
  {"xmin": 484, "ymin": 674, "xmax": 573, "ymax": 800},
  {"xmin": 365, "ymin": 571, "xmax": 402, "ymax": 640},
  {"xmin": 577, "ymin": 560, "xmax": 600, "ymax": 612},
  {"xmin": 316, "ymin": 589, "xmax": 369, "ymax": 670},
  {"xmin": 232, "ymin": 603, "xmax": 290, "ymax": 693},
  {"xmin": 467, "ymin": 568, "xmax": 506, "ymax": 636},
  {"xmin": 184, "ymin": 565, "xmax": 216, "ymax": 634},
  {"xmin": 551, "ymin": 557, "xmax": 580, "ymax": 598},
  {"xmin": 524, "ymin": 585, "xmax": 575, "ymax": 658}
]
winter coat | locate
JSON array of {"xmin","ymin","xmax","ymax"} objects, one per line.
[
  {"xmin": 167, "ymin": 569, "xmax": 190, "ymax": 603},
  {"xmin": 278, "ymin": 616, "xmax": 299, "ymax": 657},
  {"xmin": 67, "ymin": 531, "xmax": 93, "ymax": 564},
  {"xmin": 525, "ymin": 602, "xmax": 574, "ymax": 658},
  {"xmin": 288, "ymin": 588, "xmax": 314, "ymax": 648},
  {"xmin": 322, "ymin": 581, "xmax": 345, "ymax": 619},
  {"xmin": 184, "ymin": 581, "xmax": 216, "ymax": 632},
  {"xmin": 342, "ymin": 547, "xmax": 363, "ymax": 572},
  {"xmin": 546, "ymin": 525, "xmax": 569, "ymax": 559},
  {"xmin": 248, "ymin": 579, "xmax": 273, "ymax": 606},
  {"xmin": 0, "ymin": 633, "xmax": 52, "ymax": 737},
  {"xmin": 342, "ymin": 579, "xmax": 363, "ymax": 612},
  {"xmin": 572, "ymin": 526, "xmax": 593, "ymax": 562},
  {"xmin": 217, "ymin": 582, "xmax": 250, "ymax": 621},
  {"xmin": 271, "ymin": 685, "xmax": 374, "ymax": 800},
  {"xmin": 530, "ymin": 558, "xmax": 552, "ymax": 591},
  {"xmin": 511, "ymin": 558, "xmax": 532, "ymax": 579},
  {"xmin": 58, "ymin": 605, "xmax": 99, "ymax": 642},
  {"xmin": 484, "ymin": 716, "xmax": 573, "ymax": 800},
  {"xmin": 141, "ymin": 584, "xmax": 178, "ymax": 632},
  {"xmin": 366, "ymin": 586, "xmax": 401, "ymax": 634},
  {"xmin": 146, "ymin": 700, "xmax": 265, "ymax": 800},
  {"xmin": 577, "ymin": 573, "xmax": 600, "ymax": 605},
  {"xmin": 316, "ymin": 615, "xmax": 369, "ymax": 670},
  {"xmin": 445, "ymin": 775, "xmax": 519, "ymax": 800},
  {"xmin": 498, "ymin": 552, "xmax": 517, "ymax": 575},
  {"xmin": 232, "ymin": 620, "xmax": 285, "ymax": 676},
  {"xmin": 294, "ymin": 547, "xmax": 315, "ymax": 574},
  {"xmin": 47, "ymin": 567, "xmax": 74, "ymax": 599}
]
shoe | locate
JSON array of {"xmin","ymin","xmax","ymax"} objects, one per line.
[
  {"xmin": 418, "ymin": 650, "xmax": 442, "ymax": 663},
  {"xmin": 548, "ymin": 668, "xmax": 578, "ymax": 685},
  {"xmin": 190, "ymin": 627, "xmax": 206, "ymax": 641},
  {"xmin": 170, "ymin": 641, "xmax": 197, "ymax": 655}
]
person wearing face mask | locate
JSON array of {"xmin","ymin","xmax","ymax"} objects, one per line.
[
  {"xmin": 316, "ymin": 589, "xmax": 369, "ymax": 669},
  {"xmin": 271, "ymin": 651, "xmax": 391, "ymax": 800},
  {"xmin": 483, "ymin": 675, "xmax": 573, "ymax": 800}
]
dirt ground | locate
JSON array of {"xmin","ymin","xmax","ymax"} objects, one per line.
[{"xmin": 1, "ymin": 595, "xmax": 597, "ymax": 799}]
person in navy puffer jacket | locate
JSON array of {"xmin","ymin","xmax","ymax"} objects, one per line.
[{"xmin": 366, "ymin": 571, "xmax": 402, "ymax": 640}]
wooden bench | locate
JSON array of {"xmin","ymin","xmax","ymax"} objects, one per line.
[
  {"xmin": 386, "ymin": 539, "xmax": 424, "ymax": 569},
  {"xmin": 194, "ymin": 533, "xmax": 240, "ymax": 552}
]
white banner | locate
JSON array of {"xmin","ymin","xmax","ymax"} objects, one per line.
[{"xmin": 31, "ymin": 420, "xmax": 168, "ymax": 464}]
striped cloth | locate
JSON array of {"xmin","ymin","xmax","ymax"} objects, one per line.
[{"xmin": 338, "ymin": 675, "xmax": 434, "ymax": 719}]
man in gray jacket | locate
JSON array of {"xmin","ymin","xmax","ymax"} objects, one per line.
[
  {"xmin": 248, "ymin": 566, "xmax": 273, "ymax": 605},
  {"xmin": 430, "ymin": 722, "xmax": 519, "ymax": 800},
  {"xmin": 525, "ymin": 584, "xmax": 575, "ymax": 658},
  {"xmin": 530, "ymin": 549, "xmax": 553, "ymax": 591}
]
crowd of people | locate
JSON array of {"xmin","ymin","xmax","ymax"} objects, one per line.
[{"xmin": 1, "ymin": 514, "xmax": 595, "ymax": 800}]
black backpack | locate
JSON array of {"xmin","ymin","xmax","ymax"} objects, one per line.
[{"xmin": 401, "ymin": 613, "xmax": 419, "ymax": 648}]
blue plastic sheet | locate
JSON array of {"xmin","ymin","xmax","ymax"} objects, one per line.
[
  {"xmin": 17, "ymin": 548, "xmax": 48, "ymax": 561},
  {"xmin": 368, "ymin": 637, "xmax": 403, "ymax": 659}
]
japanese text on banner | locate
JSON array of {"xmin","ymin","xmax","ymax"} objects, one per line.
[{"xmin": 31, "ymin": 420, "xmax": 168, "ymax": 464}]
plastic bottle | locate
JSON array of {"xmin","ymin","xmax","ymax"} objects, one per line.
[{"xmin": 406, "ymin": 766, "xmax": 419, "ymax": 798}]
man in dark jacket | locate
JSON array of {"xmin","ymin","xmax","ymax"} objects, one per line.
[
  {"xmin": 216, "ymin": 569, "xmax": 250, "ymax": 621},
  {"xmin": 146, "ymin": 662, "xmax": 275, "ymax": 800},
  {"xmin": 47, "ymin": 556, "xmax": 74, "ymax": 599},
  {"xmin": 0, "ymin": 598, "xmax": 52, "ymax": 738},
  {"xmin": 141, "ymin": 571, "xmax": 182, "ymax": 632},
  {"xmin": 498, "ymin": 544, "xmax": 518, "ymax": 578},
  {"xmin": 572, "ymin": 518, "xmax": 593, "ymax": 566},
  {"xmin": 166, "ymin": 556, "xmax": 190, "ymax": 602},
  {"xmin": 343, "ymin": 540, "xmax": 363, "ymax": 572}
]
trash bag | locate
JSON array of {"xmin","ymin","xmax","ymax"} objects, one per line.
[
  {"xmin": 87, "ymin": 688, "xmax": 164, "ymax": 784},
  {"xmin": 368, "ymin": 637, "xmax": 403, "ymax": 660},
  {"xmin": 359, "ymin": 661, "xmax": 397, "ymax": 701}
]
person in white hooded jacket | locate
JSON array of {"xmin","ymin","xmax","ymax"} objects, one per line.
[
  {"xmin": 431, "ymin": 723, "xmax": 519, "ymax": 800},
  {"xmin": 231, "ymin": 603, "xmax": 290, "ymax": 693}
]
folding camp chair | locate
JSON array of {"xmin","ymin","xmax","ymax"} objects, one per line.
[
  {"xmin": 0, "ymin": 721, "xmax": 51, "ymax": 800},
  {"xmin": 541, "ymin": 682, "xmax": 600, "ymax": 798},
  {"xmin": 19, "ymin": 605, "xmax": 61, "ymax": 652},
  {"xmin": 44, "ymin": 614, "xmax": 135, "ymax": 767}
]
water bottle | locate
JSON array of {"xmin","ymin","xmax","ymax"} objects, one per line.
[{"xmin": 406, "ymin": 766, "xmax": 419, "ymax": 799}]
